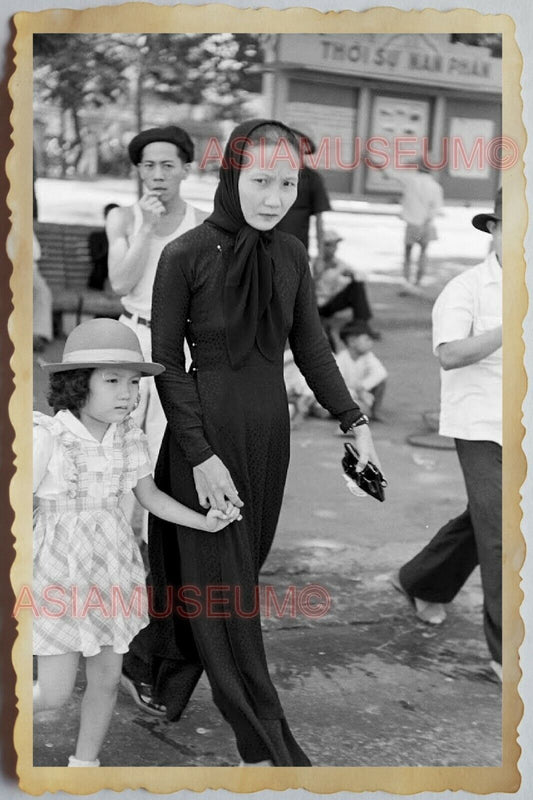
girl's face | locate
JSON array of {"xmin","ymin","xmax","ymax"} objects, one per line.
[
  {"xmin": 79, "ymin": 368, "xmax": 141, "ymax": 436},
  {"xmin": 238, "ymin": 142, "xmax": 299, "ymax": 231}
]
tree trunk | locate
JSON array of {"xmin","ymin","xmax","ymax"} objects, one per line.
[
  {"xmin": 71, "ymin": 106, "xmax": 83, "ymax": 170},
  {"xmin": 58, "ymin": 105, "xmax": 67, "ymax": 178}
]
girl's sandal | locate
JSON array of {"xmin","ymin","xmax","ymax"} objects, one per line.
[{"xmin": 68, "ymin": 756, "xmax": 100, "ymax": 767}]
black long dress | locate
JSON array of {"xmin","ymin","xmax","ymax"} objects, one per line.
[{"xmin": 134, "ymin": 222, "xmax": 361, "ymax": 766}]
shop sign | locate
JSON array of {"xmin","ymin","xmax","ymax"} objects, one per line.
[{"xmin": 277, "ymin": 35, "xmax": 501, "ymax": 91}]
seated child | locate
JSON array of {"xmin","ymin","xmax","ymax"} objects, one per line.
[
  {"xmin": 283, "ymin": 347, "xmax": 316, "ymax": 425},
  {"xmin": 332, "ymin": 321, "xmax": 387, "ymax": 420},
  {"xmin": 283, "ymin": 348, "xmax": 341, "ymax": 425}
]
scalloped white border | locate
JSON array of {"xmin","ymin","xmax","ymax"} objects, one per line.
[{"xmin": 6, "ymin": 5, "xmax": 527, "ymax": 795}]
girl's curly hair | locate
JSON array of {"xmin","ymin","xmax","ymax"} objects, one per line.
[{"xmin": 47, "ymin": 368, "xmax": 93, "ymax": 416}]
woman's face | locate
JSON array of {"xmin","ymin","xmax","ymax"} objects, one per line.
[{"xmin": 237, "ymin": 142, "xmax": 299, "ymax": 231}]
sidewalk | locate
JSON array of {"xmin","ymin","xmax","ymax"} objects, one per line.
[
  {"xmin": 35, "ymin": 175, "xmax": 491, "ymax": 277},
  {"xmin": 36, "ymin": 173, "xmax": 495, "ymax": 219},
  {"xmin": 32, "ymin": 255, "xmax": 501, "ymax": 768}
]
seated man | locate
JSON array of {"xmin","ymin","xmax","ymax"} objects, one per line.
[{"xmin": 314, "ymin": 230, "xmax": 379, "ymax": 341}]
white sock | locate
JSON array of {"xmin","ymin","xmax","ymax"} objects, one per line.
[{"xmin": 68, "ymin": 755, "xmax": 100, "ymax": 767}]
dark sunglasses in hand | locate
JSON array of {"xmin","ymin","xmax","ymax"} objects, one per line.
[{"xmin": 342, "ymin": 442, "xmax": 387, "ymax": 503}]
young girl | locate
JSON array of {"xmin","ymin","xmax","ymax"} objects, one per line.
[{"xmin": 33, "ymin": 318, "xmax": 241, "ymax": 767}]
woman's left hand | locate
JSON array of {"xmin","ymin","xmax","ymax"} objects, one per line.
[
  {"xmin": 352, "ymin": 424, "xmax": 382, "ymax": 473},
  {"xmin": 205, "ymin": 503, "xmax": 243, "ymax": 532}
]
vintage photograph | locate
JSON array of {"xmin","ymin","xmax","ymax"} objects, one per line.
[{"xmin": 7, "ymin": 6, "xmax": 526, "ymax": 794}]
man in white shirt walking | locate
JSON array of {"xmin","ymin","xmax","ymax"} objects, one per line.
[{"xmin": 393, "ymin": 188, "xmax": 502, "ymax": 679}]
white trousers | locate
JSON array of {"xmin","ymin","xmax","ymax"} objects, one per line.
[
  {"xmin": 119, "ymin": 314, "xmax": 192, "ymax": 542},
  {"xmin": 119, "ymin": 314, "xmax": 167, "ymax": 544}
]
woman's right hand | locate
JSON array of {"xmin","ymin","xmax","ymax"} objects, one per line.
[{"xmin": 193, "ymin": 455, "xmax": 244, "ymax": 512}]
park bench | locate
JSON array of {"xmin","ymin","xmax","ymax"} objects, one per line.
[{"xmin": 34, "ymin": 221, "xmax": 124, "ymax": 335}]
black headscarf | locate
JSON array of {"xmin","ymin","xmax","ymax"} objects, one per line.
[{"xmin": 206, "ymin": 118, "xmax": 298, "ymax": 369}]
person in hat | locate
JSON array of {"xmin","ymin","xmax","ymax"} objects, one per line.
[
  {"xmin": 314, "ymin": 228, "xmax": 379, "ymax": 341},
  {"xmin": 106, "ymin": 125, "xmax": 208, "ymax": 543},
  {"xmin": 276, "ymin": 129, "xmax": 331, "ymax": 261},
  {"xmin": 392, "ymin": 187, "xmax": 502, "ymax": 679},
  {"xmin": 124, "ymin": 119, "xmax": 382, "ymax": 766},
  {"xmin": 32, "ymin": 319, "xmax": 241, "ymax": 767}
]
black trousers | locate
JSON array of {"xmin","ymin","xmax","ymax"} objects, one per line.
[
  {"xmin": 318, "ymin": 279, "xmax": 372, "ymax": 321},
  {"xmin": 399, "ymin": 438, "xmax": 502, "ymax": 663}
]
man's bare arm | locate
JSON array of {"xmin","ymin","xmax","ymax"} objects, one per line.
[
  {"xmin": 437, "ymin": 326, "xmax": 502, "ymax": 370},
  {"xmin": 107, "ymin": 193, "xmax": 166, "ymax": 296}
]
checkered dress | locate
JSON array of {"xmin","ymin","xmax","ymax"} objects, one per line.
[{"xmin": 33, "ymin": 411, "xmax": 151, "ymax": 657}]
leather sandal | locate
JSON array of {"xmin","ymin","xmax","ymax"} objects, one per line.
[{"xmin": 120, "ymin": 671, "xmax": 166, "ymax": 717}]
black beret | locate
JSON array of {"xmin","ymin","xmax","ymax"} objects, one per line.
[{"xmin": 128, "ymin": 125, "xmax": 194, "ymax": 165}]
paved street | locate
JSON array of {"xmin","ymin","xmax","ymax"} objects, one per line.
[
  {"xmin": 32, "ymin": 177, "xmax": 501, "ymax": 768},
  {"xmin": 35, "ymin": 173, "xmax": 491, "ymax": 277}
]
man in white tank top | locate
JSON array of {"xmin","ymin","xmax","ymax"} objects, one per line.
[{"xmin": 107, "ymin": 126, "xmax": 207, "ymax": 542}]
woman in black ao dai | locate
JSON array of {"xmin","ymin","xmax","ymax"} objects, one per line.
[{"xmin": 136, "ymin": 119, "xmax": 381, "ymax": 766}]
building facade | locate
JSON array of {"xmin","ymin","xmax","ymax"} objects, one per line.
[{"xmin": 261, "ymin": 34, "xmax": 502, "ymax": 201}]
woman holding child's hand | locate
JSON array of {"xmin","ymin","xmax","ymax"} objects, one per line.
[{"xmin": 125, "ymin": 119, "xmax": 380, "ymax": 766}]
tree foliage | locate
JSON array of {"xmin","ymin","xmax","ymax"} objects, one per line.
[
  {"xmin": 34, "ymin": 33, "xmax": 264, "ymax": 134},
  {"xmin": 33, "ymin": 34, "xmax": 130, "ymax": 109},
  {"xmin": 450, "ymin": 34, "xmax": 502, "ymax": 58},
  {"xmin": 34, "ymin": 34, "xmax": 131, "ymax": 170}
]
